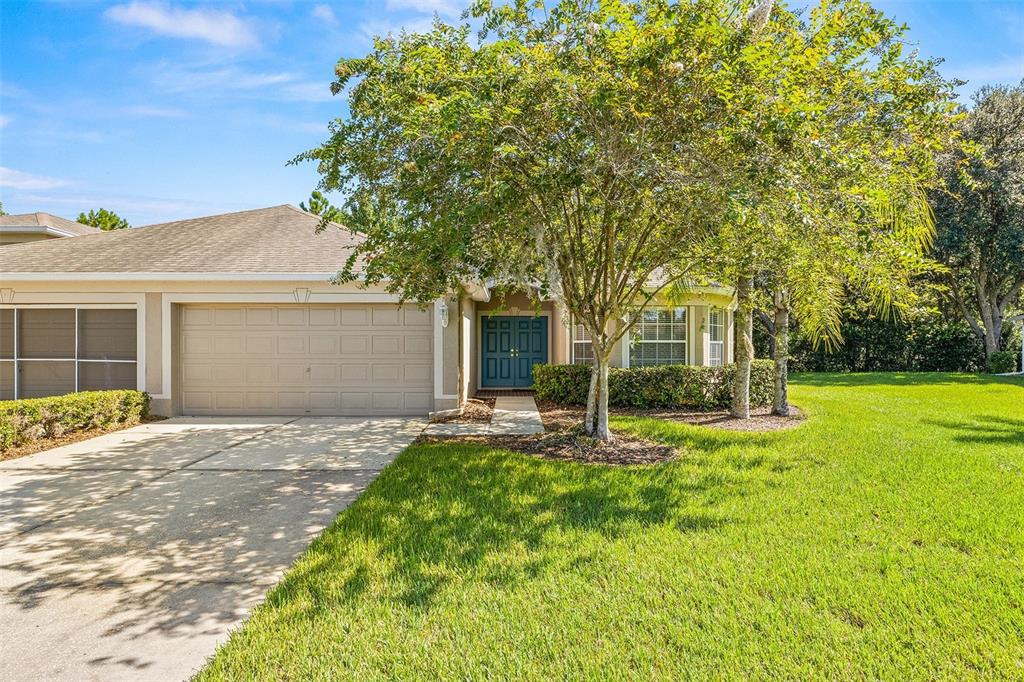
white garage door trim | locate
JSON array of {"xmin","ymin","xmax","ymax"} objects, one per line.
[{"xmin": 179, "ymin": 303, "xmax": 433, "ymax": 416}]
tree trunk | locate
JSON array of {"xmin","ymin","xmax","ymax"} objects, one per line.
[
  {"xmin": 583, "ymin": 352, "xmax": 613, "ymax": 441},
  {"xmin": 755, "ymin": 309, "xmax": 776, "ymax": 360},
  {"xmin": 594, "ymin": 358, "xmax": 611, "ymax": 441},
  {"xmin": 983, "ymin": 312, "xmax": 1003, "ymax": 356},
  {"xmin": 772, "ymin": 291, "xmax": 790, "ymax": 417},
  {"xmin": 731, "ymin": 275, "xmax": 754, "ymax": 419},
  {"xmin": 585, "ymin": 360, "xmax": 599, "ymax": 435}
]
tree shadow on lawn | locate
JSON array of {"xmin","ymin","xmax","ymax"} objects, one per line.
[
  {"xmin": 791, "ymin": 372, "xmax": 1024, "ymax": 388},
  {"xmin": 922, "ymin": 415, "xmax": 1024, "ymax": 448},
  {"xmin": 263, "ymin": 441, "xmax": 757, "ymax": 620}
]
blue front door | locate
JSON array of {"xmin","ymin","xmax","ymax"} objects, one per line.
[{"xmin": 481, "ymin": 316, "xmax": 548, "ymax": 388}]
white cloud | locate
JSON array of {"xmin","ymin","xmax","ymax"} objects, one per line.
[
  {"xmin": 312, "ymin": 4, "xmax": 337, "ymax": 26},
  {"xmin": 151, "ymin": 64, "xmax": 295, "ymax": 93},
  {"xmin": 385, "ymin": 0, "xmax": 461, "ymax": 16},
  {"xmin": 0, "ymin": 167, "xmax": 72, "ymax": 191},
  {"xmin": 0, "ymin": 115, "xmax": 10, "ymax": 129},
  {"xmin": 105, "ymin": 2, "xmax": 259, "ymax": 48}
]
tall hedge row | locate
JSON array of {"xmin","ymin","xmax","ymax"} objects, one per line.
[
  {"xmin": 0, "ymin": 390, "xmax": 150, "ymax": 452},
  {"xmin": 533, "ymin": 361, "xmax": 774, "ymax": 410}
]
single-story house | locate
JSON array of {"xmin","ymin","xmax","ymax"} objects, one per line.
[
  {"xmin": 0, "ymin": 205, "xmax": 735, "ymax": 416},
  {"xmin": 0, "ymin": 212, "xmax": 102, "ymax": 246}
]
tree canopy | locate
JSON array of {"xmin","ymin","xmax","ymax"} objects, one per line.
[
  {"xmin": 298, "ymin": 0, "xmax": 958, "ymax": 437},
  {"xmin": 299, "ymin": 190, "xmax": 343, "ymax": 223},
  {"xmin": 77, "ymin": 208, "xmax": 130, "ymax": 231},
  {"xmin": 932, "ymin": 81, "xmax": 1024, "ymax": 355}
]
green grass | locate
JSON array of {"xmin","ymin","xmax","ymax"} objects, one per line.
[{"xmin": 198, "ymin": 373, "xmax": 1024, "ymax": 680}]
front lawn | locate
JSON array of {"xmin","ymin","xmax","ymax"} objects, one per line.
[{"xmin": 198, "ymin": 374, "xmax": 1024, "ymax": 680}]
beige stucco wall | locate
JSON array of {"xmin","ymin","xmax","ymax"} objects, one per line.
[{"xmin": 441, "ymin": 295, "xmax": 460, "ymax": 398}]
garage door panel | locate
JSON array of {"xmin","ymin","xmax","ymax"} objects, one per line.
[
  {"xmin": 308, "ymin": 309, "xmax": 338, "ymax": 326},
  {"xmin": 213, "ymin": 365, "xmax": 244, "ymax": 384},
  {"xmin": 277, "ymin": 336, "xmax": 306, "ymax": 354},
  {"xmin": 403, "ymin": 308, "xmax": 431, "ymax": 326},
  {"xmin": 371, "ymin": 336, "xmax": 400, "ymax": 355},
  {"xmin": 371, "ymin": 307, "xmax": 401, "ymax": 325},
  {"xmin": 215, "ymin": 392, "xmax": 245, "ymax": 410},
  {"xmin": 180, "ymin": 304, "xmax": 432, "ymax": 416},
  {"xmin": 245, "ymin": 365, "xmax": 275, "ymax": 383},
  {"xmin": 183, "ymin": 308, "xmax": 213, "ymax": 326},
  {"xmin": 245, "ymin": 336, "xmax": 275, "ymax": 354},
  {"xmin": 245, "ymin": 308, "xmax": 275, "ymax": 325},
  {"xmin": 373, "ymin": 364, "xmax": 401, "ymax": 383},
  {"xmin": 309, "ymin": 364, "xmax": 339, "ymax": 384},
  {"xmin": 182, "ymin": 392, "xmax": 212, "ymax": 411},
  {"xmin": 309, "ymin": 335, "xmax": 338, "ymax": 354},
  {"xmin": 276, "ymin": 308, "xmax": 306, "ymax": 326},
  {"xmin": 278, "ymin": 392, "xmax": 307, "ymax": 411},
  {"xmin": 340, "ymin": 335, "xmax": 369, "ymax": 354},
  {"xmin": 239, "ymin": 392, "xmax": 271, "ymax": 410},
  {"xmin": 404, "ymin": 335, "xmax": 431, "ymax": 354},
  {"xmin": 213, "ymin": 336, "xmax": 243, "ymax": 354},
  {"xmin": 339, "ymin": 364, "xmax": 369, "ymax": 383},
  {"xmin": 404, "ymin": 365, "xmax": 431, "ymax": 383},
  {"xmin": 214, "ymin": 308, "xmax": 243, "ymax": 326}
]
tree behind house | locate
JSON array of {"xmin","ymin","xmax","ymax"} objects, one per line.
[
  {"xmin": 77, "ymin": 208, "xmax": 129, "ymax": 231},
  {"xmin": 932, "ymin": 82, "xmax": 1024, "ymax": 356},
  {"xmin": 299, "ymin": 191, "xmax": 343, "ymax": 223}
]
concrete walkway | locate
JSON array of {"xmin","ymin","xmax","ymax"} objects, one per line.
[
  {"xmin": 0, "ymin": 416, "xmax": 424, "ymax": 682},
  {"xmin": 425, "ymin": 396, "xmax": 545, "ymax": 436}
]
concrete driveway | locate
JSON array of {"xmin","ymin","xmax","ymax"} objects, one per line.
[{"xmin": 0, "ymin": 416, "xmax": 424, "ymax": 682}]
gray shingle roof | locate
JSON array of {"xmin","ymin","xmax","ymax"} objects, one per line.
[
  {"xmin": 0, "ymin": 205, "xmax": 363, "ymax": 275},
  {"xmin": 0, "ymin": 212, "xmax": 102, "ymax": 236}
]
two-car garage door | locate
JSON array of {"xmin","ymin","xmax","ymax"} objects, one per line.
[{"xmin": 180, "ymin": 304, "xmax": 433, "ymax": 416}]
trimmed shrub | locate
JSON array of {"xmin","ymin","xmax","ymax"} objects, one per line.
[
  {"xmin": 533, "ymin": 360, "xmax": 773, "ymax": 410},
  {"xmin": 987, "ymin": 350, "xmax": 1018, "ymax": 374},
  {"xmin": 0, "ymin": 390, "xmax": 149, "ymax": 452}
]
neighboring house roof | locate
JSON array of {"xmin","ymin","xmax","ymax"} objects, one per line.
[
  {"xmin": 0, "ymin": 205, "xmax": 363, "ymax": 277},
  {"xmin": 0, "ymin": 212, "xmax": 102, "ymax": 237}
]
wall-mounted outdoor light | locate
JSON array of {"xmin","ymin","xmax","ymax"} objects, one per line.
[{"xmin": 438, "ymin": 300, "xmax": 449, "ymax": 328}]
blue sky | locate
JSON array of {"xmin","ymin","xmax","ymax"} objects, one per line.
[{"xmin": 1, "ymin": 0, "xmax": 1022, "ymax": 226}]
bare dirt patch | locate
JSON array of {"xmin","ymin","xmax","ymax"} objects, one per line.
[
  {"xmin": 0, "ymin": 415, "xmax": 167, "ymax": 462},
  {"xmin": 432, "ymin": 397, "xmax": 495, "ymax": 424}
]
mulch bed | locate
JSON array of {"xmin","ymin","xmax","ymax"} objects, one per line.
[
  {"xmin": 0, "ymin": 415, "xmax": 168, "ymax": 463},
  {"xmin": 419, "ymin": 400, "xmax": 805, "ymax": 466},
  {"xmin": 432, "ymin": 397, "xmax": 495, "ymax": 424}
]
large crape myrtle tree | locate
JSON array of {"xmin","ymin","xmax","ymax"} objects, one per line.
[{"xmin": 297, "ymin": 0, "xmax": 766, "ymax": 441}]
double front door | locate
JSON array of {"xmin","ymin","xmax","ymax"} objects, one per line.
[{"xmin": 481, "ymin": 316, "xmax": 548, "ymax": 388}]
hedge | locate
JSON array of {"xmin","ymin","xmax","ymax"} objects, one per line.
[
  {"xmin": 987, "ymin": 350, "xmax": 1019, "ymax": 374},
  {"xmin": 0, "ymin": 390, "xmax": 150, "ymax": 452},
  {"xmin": 533, "ymin": 360, "xmax": 774, "ymax": 410}
]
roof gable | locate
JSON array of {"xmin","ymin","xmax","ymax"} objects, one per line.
[{"xmin": 0, "ymin": 212, "xmax": 102, "ymax": 236}]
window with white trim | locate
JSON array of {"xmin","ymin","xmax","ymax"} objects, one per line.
[
  {"xmin": 629, "ymin": 307, "xmax": 687, "ymax": 366},
  {"xmin": 571, "ymin": 321, "xmax": 594, "ymax": 365},
  {"xmin": 0, "ymin": 307, "xmax": 137, "ymax": 400},
  {"xmin": 709, "ymin": 308, "xmax": 725, "ymax": 367}
]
